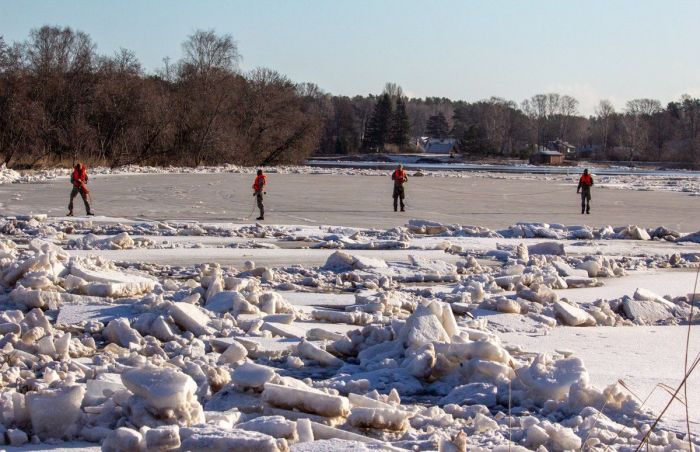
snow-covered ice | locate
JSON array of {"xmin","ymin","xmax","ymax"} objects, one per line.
[{"xmin": 0, "ymin": 166, "xmax": 698, "ymax": 451}]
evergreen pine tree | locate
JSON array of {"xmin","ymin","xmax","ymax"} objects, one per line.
[
  {"xmin": 362, "ymin": 93, "xmax": 393, "ymax": 151},
  {"xmin": 389, "ymin": 97, "xmax": 410, "ymax": 147},
  {"xmin": 425, "ymin": 112, "xmax": 450, "ymax": 138},
  {"xmin": 459, "ymin": 124, "xmax": 490, "ymax": 155}
]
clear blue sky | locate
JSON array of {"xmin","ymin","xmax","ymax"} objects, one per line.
[{"xmin": 2, "ymin": 0, "xmax": 699, "ymax": 115}]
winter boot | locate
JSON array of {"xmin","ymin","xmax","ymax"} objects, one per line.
[
  {"xmin": 87, "ymin": 212, "xmax": 95, "ymax": 216},
  {"xmin": 67, "ymin": 211, "xmax": 74, "ymax": 217},
  {"xmin": 256, "ymin": 216, "xmax": 264, "ymax": 221}
]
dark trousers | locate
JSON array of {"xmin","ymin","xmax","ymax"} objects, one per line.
[
  {"xmin": 580, "ymin": 189, "xmax": 591, "ymax": 213},
  {"xmin": 69, "ymin": 186, "xmax": 91, "ymax": 214},
  {"xmin": 256, "ymin": 191, "xmax": 264, "ymax": 217},
  {"xmin": 393, "ymin": 185, "xmax": 405, "ymax": 211}
]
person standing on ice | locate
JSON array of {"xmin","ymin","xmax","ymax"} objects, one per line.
[
  {"xmin": 391, "ymin": 164, "xmax": 408, "ymax": 212},
  {"xmin": 67, "ymin": 163, "xmax": 94, "ymax": 216},
  {"xmin": 252, "ymin": 169, "xmax": 267, "ymax": 220},
  {"xmin": 576, "ymin": 168, "xmax": 594, "ymax": 214}
]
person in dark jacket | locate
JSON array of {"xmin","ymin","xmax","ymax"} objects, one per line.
[
  {"xmin": 68, "ymin": 163, "xmax": 94, "ymax": 216},
  {"xmin": 391, "ymin": 164, "xmax": 408, "ymax": 212},
  {"xmin": 577, "ymin": 168, "xmax": 594, "ymax": 214}
]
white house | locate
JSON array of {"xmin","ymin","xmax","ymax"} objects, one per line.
[{"xmin": 418, "ymin": 137, "xmax": 459, "ymax": 154}]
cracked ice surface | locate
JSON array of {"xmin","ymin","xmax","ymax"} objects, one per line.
[{"xmin": 0, "ymin": 172, "xmax": 699, "ymax": 451}]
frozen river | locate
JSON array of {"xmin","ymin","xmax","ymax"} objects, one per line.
[{"xmin": 2, "ymin": 172, "xmax": 699, "ymax": 231}]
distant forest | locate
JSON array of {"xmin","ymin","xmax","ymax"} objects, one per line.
[{"xmin": 1, "ymin": 27, "xmax": 699, "ymax": 168}]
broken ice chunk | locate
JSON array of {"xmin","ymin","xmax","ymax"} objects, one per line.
[
  {"xmin": 121, "ymin": 366, "xmax": 199, "ymax": 411},
  {"xmin": 262, "ymin": 383, "xmax": 350, "ymax": 418},
  {"xmin": 27, "ymin": 385, "xmax": 85, "ymax": 440}
]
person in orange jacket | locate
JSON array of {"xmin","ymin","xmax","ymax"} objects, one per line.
[
  {"xmin": 576, "ymin": 168, "xmax": 594, "ymax": 214},
  {"xmin": 68, "ymin": 163, "xmax": 94, "ymax": 216},
  {"xmin": 391, "ymin": 164, "xmax": 408, "ymax": 212},
  {"xmin": 252, "ymin": 169, "xmax": 267, "ymax": 220}
]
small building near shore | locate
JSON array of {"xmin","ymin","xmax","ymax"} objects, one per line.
[
  {"xmin": 418, "ymin": 137, "xmax": 459, "ymax": 155},
  {"xmin": 548, "ymin": 139, "xmax": 576, "ymax": 159},
  {"xmin": 529, "ymin": 149, "xmax": 564, "ymax": 165}
]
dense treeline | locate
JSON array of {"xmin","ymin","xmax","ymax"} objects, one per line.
[
  {"xmin": 0, "ymin": 27, "xmax": 324, "ymax": 168},
  {"xmin": 1, "ymin": 27, "xmax": 699, "ymax": 168},
  {"xmin": 330, "ymin": 90, "xmax": 700, "ymax": 165}
]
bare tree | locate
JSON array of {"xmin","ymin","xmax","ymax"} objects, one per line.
[
  {"xmin": 481, "ymin": 97, "xmax": 516, "ymax": 154},
  {"xmin": 181, "ymin": 29, "xmax": 240, "ymax": 78},
  {"xmin": 92, "ymin": 49, "xmax": 145, "ymax": 164},
  {"xmin": 594, "ymin": 99, "xmax": 615, "ymax": 155},
  {"xmin": 175, "ymin": 30, "xmax": 242, "ymax": 166},
  {"xmin": 521, "ymin": 94, "xmax": 548, "ymax": 146},
  {"xmin": 676, "ymin": 95, "xmax": 700, "ymax": 163},
  {"xmin": 622, "ymin": 99, "xmax": 661, "ymax": 164},
  {"xmin": 21, "ymin": 26, "xmax": 97, "ymax": 164},
  {"xmin": 25, "ymin": 26, "xmax": 95, "ymax": 74},
  {"xmin": 558, "ymin": 95, "xmax": 579, "ymax": 140},
  {"xmin": 0, "ymin": 36, "xmax": 7, "ymax": 70},
  {"xmin": 0, "ymin": 71, "xmax": 43, "ymax": 166},
  {"xmin": 626, "ymin": 98, "xmax": 662, "ymax": 116},
  {"xmin": 236, "ymin": 68, "xmax": 322, "ymax": 165},
  {"xmin": 545, "ymin": 93, "xmax": 561, "ymax": 119},
  {"xmin": 0, "ymin": 37, "xmax": 24, "ymax": 74}
]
